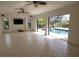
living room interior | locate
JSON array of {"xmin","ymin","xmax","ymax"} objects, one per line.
[{"xmin": 0, "ymin": 1, "xmax": 79, "ymax": 57}]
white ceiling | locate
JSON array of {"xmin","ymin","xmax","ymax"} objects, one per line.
[{"xmin": 0, "ymin": 1, "xmax": 77, "ymax": 16}]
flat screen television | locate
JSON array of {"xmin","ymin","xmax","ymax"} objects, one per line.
[{"xmin": 14, "ymin": 19, "xmax": 23, "ymax": 24}]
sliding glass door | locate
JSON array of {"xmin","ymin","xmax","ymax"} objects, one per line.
[
  {"xmin": 48, "ymin": 14, "xmax": 70, "ymax": 40},
  {"xmin": 37, "ymin": 18, "xmax": 46, "ymax": 35}
]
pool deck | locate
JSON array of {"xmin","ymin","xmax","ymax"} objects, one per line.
[
  {"xmin": 38, "ymin": 28, "xmax": 68, "ymax": 41},
  {"xmin": 54, "ymin": 27, "xmax": 69, "ymax": 31}
]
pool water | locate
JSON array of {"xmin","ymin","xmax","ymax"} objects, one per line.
[{"xmin": 49, "ymin": 28, "xmax": 68, "ymax": 35}]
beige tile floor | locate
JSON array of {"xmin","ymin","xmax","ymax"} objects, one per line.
[{"xmin": 0, "ymin": 32, "xmax": 79, "ymax": 57}]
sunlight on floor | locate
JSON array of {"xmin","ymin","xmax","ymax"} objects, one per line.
[{"xmin": 35, "ymin": 28, "xmax": 68, "ymax": 41}]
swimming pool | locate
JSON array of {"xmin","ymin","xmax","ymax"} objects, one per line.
[{"xmin": 49, "ymin": 28, "xmax": 68, "ymax": 35}]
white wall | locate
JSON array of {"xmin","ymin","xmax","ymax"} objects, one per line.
[
  {"xmin": 31, "ymin": 16, "xmax": 37, "ymax": 31},
  {"xmin": 32, "ymin": 3, "xmax": 79, "ymax": 46},
  {"xmin": 0, "ymin": 17, "xmax": 2, "ymax": 35},
  {"xmin": 1, "ymin": 13, "xmax": 29, "ymax": 32}
]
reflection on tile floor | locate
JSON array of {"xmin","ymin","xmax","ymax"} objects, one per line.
[{"xmin": 0, "ymin": 32, "xmax": 79, "ymax": 57}]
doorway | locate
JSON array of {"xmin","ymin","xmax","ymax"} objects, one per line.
[
  {"xmin": 48, "ymin": 14, "xmax": 70, "ymax": 41},
  {"xmin": 37, "ymin": 18, "xmax": 46, "ymax": 35}
]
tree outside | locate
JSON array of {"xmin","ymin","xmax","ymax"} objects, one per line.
[
  {"xmin": 49, "ymin": 14, "xmax": 70, "ymax": 28},
  {"xmin": 37, "ymin": 19, "xmax": 46, "ymax": 28}
]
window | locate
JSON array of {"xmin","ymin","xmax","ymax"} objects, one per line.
[
  {"xmin": 28, "ymin": 19, "xmax": 31, "ymax": 29},
  {"xmin": 3, "ymin": 18, "xmax": 9, "ymax": 30}
]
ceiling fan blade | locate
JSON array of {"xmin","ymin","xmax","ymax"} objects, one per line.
[
  {"xmin": 25, "ymin": 1, "xmax": 47, "ymax": 7},
  {"xmin": 38, "ymin": 1, "xmax": 47, "ymax": 5},
  {"xmin": 25, "ymin": 3, "xmax": 33, "ymax": 6},
  {"xmin": 25, "ymin": 2, "xmax": 33, "ymax": 6},
  {"xmin": 17, "ymin": 11, "xmax": 21, "ymax": 13},
  {"xmin": 32, "ymin": 1, "xmax": 47, "ymax": 7},
  {"xmin": 17, "ymin": 11, "xmax": 29, "ymax": 14},
  {"xmin": 15, "ymin": 8, "xmax": 23, "ymax": 10}
]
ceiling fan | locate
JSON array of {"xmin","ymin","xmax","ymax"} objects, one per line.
[
  {"xmin": 15, "ymin": 7, "xmax": 29, "ymax": 14},
  {"xmin": 25, "ymin": 1, "xmax": 47, "ymax": 7}
]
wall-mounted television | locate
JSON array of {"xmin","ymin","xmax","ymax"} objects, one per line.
[{"xmin": 14, "ymin": 19, "xmax": 23, "ymax": 24}]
